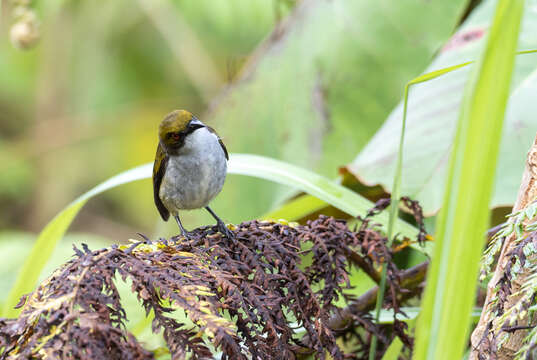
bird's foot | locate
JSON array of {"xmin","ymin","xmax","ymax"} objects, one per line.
[
  {"xmin": 217, "ymin": 221, "xmax": 235, "ymax": 240},
  {"xmin": 173, "ymin": 215, "xmax": 191, "ymax": 242},
  {"xmin": 176, "ymin": 231, "xmax": 191, "ymax": 242},
  {"xmin": 169, "ymin": 231, "xmax": 191, "ymax": 243}
]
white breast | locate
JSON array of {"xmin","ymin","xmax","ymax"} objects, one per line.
[{"xmin": 159, "ymin": 127, "xmax": 227, "ymax": 212}]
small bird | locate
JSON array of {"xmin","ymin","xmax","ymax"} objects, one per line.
[{"xmin": 152, "ymin": 109, "xmax": 233, "ymax": 239}]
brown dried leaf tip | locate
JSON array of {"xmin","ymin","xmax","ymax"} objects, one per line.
[{"xmin": 1, "ymin": 211, "xmax": 427, "ymax": 360}]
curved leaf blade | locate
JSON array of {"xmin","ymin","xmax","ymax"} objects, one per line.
[
  {"xmin": 2, "ymin": 164, "xmax": 151, "ymax": 318},
  {"xmin": 3, "ymin": 154, "xmax": 419, "ymax": 317},
  {"xmin": 413, "ymin": 0, "xmax": 524, "ymax": 358},
  {"xmin": 261, "ymin": 194, "xmax": 328, "ymax": 221},
  {"xmin": 228, "ymin": 154, "xmax": 418, "ymax": 238}
]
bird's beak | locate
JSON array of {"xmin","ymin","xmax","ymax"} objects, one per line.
[{"xmin": 188, "ymin": 117, "xmax": 205, "ymax": 131}]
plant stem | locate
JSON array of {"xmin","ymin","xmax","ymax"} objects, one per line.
[{"xmin": 368, "ymin": 83, "xmax": 410, "ymax": 360}]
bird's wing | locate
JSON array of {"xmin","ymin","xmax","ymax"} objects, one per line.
[
  {"xmin": 153, "ymin": 143, "xmax": 170, "ymax": 221},
  {"xmin": 206, "ymin": 126, "xmax": 229, "ymax": 160}
]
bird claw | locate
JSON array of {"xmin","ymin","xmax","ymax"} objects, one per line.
[
  {"xmin": 178, "ymin": 231, "xmax": 191, "ymax": 242},
  {"xmin": 217, "ymin": 221, "xmax": 235, "ymax": 240}
]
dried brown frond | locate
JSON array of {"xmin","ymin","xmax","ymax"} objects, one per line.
[{"xmin": 0, "ymin": 209, "xmax": 428, "ymax": 360}]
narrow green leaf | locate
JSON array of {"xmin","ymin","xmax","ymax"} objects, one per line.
[
  {"xmin": 3, "ymin": 154, "xmax": 419, "ymax": 317},
  {"xmin": 407, "ymin": 61, "xmax": 472, "ymax": 86},
  {"xmin": 413, "ymin": 1, "xmax": 524, "ymax": 359},
  {"xmin": 2, "ymin": 164, "xmax": 151, "ymax": 318},
  {"xmin": 370, "ymin": 46, "xmax": 502, "ymax": 360},
  {"xmin": 373, "ymin": 307, "xmax": 483, "ymax": 325},
  {"xmin": 370, "ymin": 68, "xmax": 414, "ymax": 360},
  {"xmin": 261, "ymin": 194, "xmax": 327, "ymax": 221},
  {"xmin": 228, "ymin": 154, "xmax": 418, "ymax": 238},
  {"xmin": 382, "ymin": 336, "xmax": 405, "ymax": 360}
]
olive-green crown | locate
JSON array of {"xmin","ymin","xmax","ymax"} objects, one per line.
[{"xmin": 158, "ymin": 110, "xmax": 193, "ymax": 141}]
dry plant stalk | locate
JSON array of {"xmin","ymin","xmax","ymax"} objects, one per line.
[
  {"xmin": 0, "ymin": 210, "xmax": 428, "ymax": 360},
  {"xmin": 471, "ymin": 133, "xmax": 537, "ymax": 359}
]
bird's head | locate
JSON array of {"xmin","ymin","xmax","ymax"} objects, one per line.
[{"xmin": 158, "ymin": 110, "xmax": 205, "ymax": 151}]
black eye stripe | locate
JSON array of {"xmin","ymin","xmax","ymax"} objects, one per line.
[{"xmin": 168, "ymin": 123, "xmax": 204, "ymax": 141}]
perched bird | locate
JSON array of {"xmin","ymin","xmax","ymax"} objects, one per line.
[{"xmin": 152, "ymin": 110, "xmax": 233, "ymax": 239}]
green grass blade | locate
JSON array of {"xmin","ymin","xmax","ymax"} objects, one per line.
[
  {"xmin": 228, "ymin": 154, "xmax": 418, "ymax": 238},
  {"xmin": 373, "ymin": 307, "xmax": 483, "ymax": 325},
  {"xmin": 382, "ymin": 336, "xmax": 405, "ymax": 360},
  {"xmin": 369, "ymin": 51, "xmax": 471, "ymax": 360},
  {"xmin": 2, "ymin": 164, "xmax": 152, "ymax": 318},
  {"xmin": 369, "ymin": 16, "xmax": 536, "ymax": 360},
  {"xmin": 370, "ymin": 45, "xmax": 472, "ymax": 360},
  {"xmin": 405, "ymin": 49, "xmax": 536, "ymax": 87},
  {"xmin": 3, "ymin": 154, "xmax": 419, "ymax": 317},
  {"xmin": 370, "ymin": 77, "xmax": 413, "ymax": 360},
  {"xmin": 261, "ymin": 194, "xmax": 327, "ymax": 221},
  {"xmin": 413, "ymin": 1, "xmax": 524, "ymax": 359}
]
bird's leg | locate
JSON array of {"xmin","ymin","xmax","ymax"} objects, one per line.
[
  {"xmin": 205, "ymin": 206, "xmax": 234, "ymax": 239},
  {"xmin": 174, "ymin": 214, "xmax": 190, "ymax": 240}
]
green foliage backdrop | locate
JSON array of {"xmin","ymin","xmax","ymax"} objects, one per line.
[
  {"xmin": 350, "ymin": 0, "xmax": 537, "ymax": 214},
  {"xmin": 0, "ymin": 0, "xmax": 468, "ymax": 237}
]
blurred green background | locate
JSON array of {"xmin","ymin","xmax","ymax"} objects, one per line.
[
  {"xmin": 1, "ymin": 0, "xmax": 287, "ymax": 241},
  {"xmin": 0, "ymin": 0, "xmax": 469, "ymax": 244},
  {"xmin": 4, "ymin": 0, "xmax": 537, "ymax": 304}
]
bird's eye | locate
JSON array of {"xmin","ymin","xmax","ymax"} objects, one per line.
[{"xmin": 172, "ymin": 133, "xmax": 180, "ymax": 140}]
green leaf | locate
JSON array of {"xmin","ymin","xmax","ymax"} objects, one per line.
[
  {"xmin": 382, "ymin": 336, "xmax": 405, "ymax": 360},
  {"xmin": 229, "ymin": 154, "xmax": 419, "ymax": 240},
  {"xmin": 373, "ymin": 307, "xmax": 483, "ymax": 325},
  {"xmin": 0, "ymin": 232, "xmax": 110, "ymax": 303},
  {"xmin": 413, "ymin": 1, "xmax": 524, "ymax": 359},
  {"xmin": 261, "ymin": 194, "xmax": 327, "ymax": 221},
  {"xmin": 3, "ymin": 154, "xmax": 419, "ymax": 317},
  {"xmin": 369, "ymin": 47, "xmax": 536, "ymax": 359},
  {"xmin": 2, "ymin": 164, "xmax": 151, "ymax": 318},
  {"xmin": 349, "ymin": 0, "xmax": 537, "ymax": 215}
]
